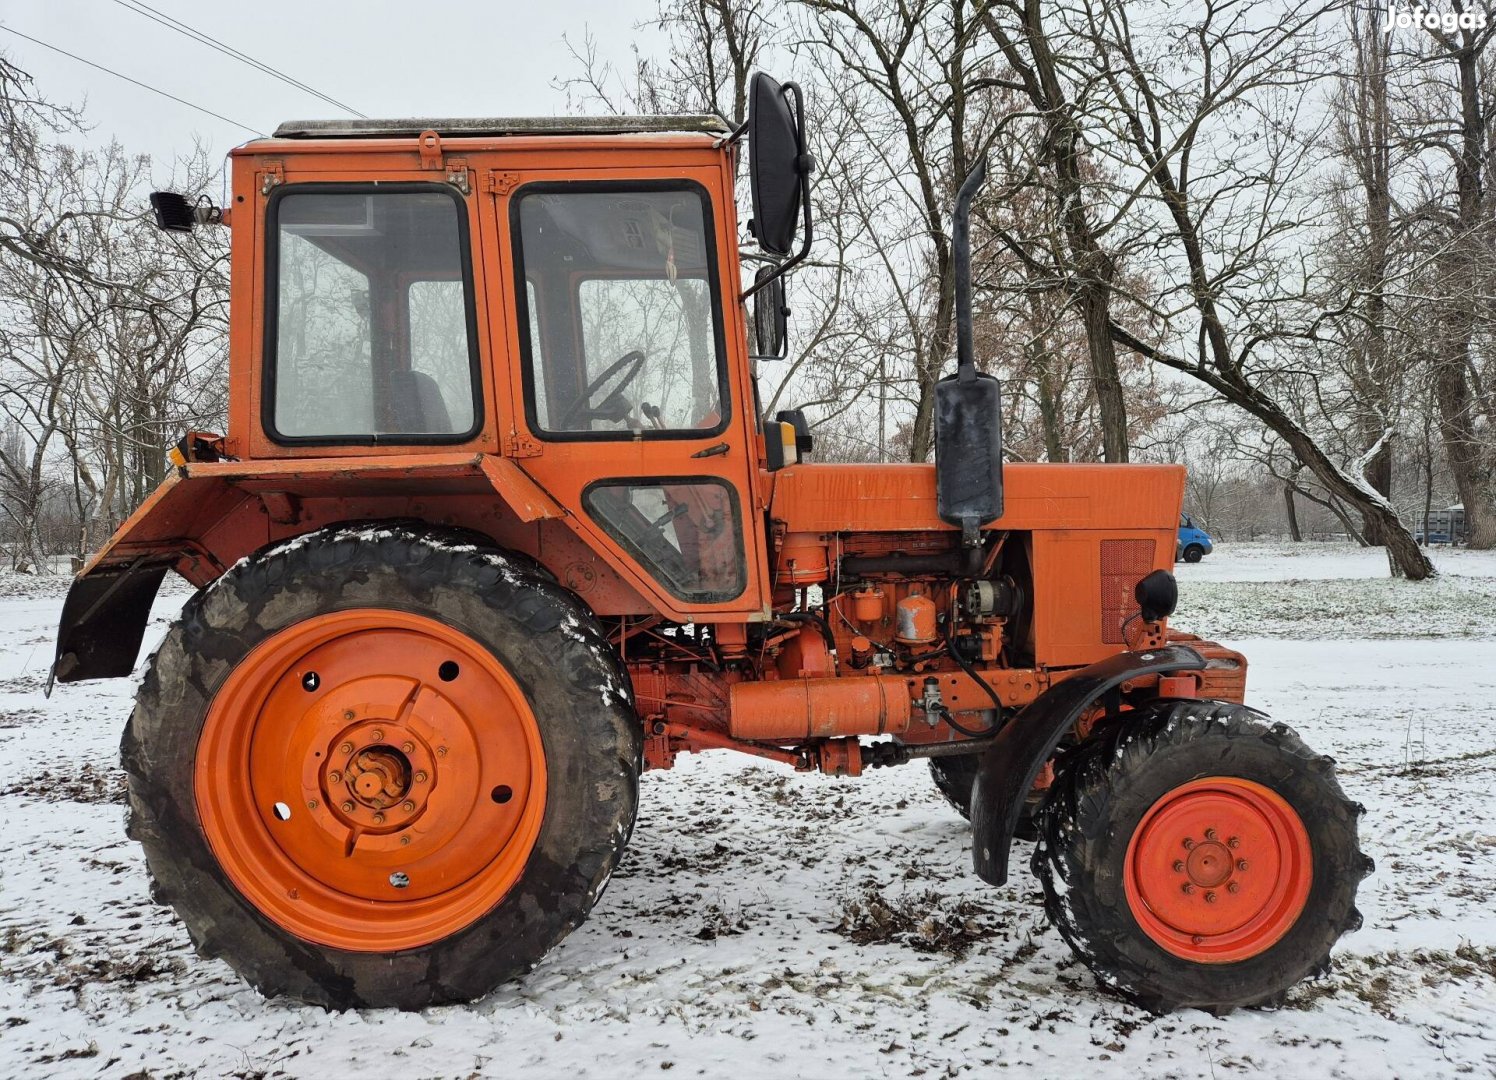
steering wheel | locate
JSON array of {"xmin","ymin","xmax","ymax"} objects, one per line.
[{"xmin": 558, "ymin": 350, "xmax": 646, "ymax": 429}]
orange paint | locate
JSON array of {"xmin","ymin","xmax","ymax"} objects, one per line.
[
  {"xmin": 194, "ymin": 609, "xmax": 546, "ymax": 951},
  {"xmin": 1123, "ymin": 777, "xmax": 1312, "ymax": 963}
]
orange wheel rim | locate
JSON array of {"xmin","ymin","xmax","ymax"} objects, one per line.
[
  {"xmin": 1123, "ymin": 776, "xmax": 1311, "ymax": 963},
  {"xmin": 195, "ymin": 609, "xmax": 546, "ymax": 952}
]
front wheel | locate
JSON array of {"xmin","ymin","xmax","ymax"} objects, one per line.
[
  {"xmin": 124, "ymin": 525, "xmax": 640, "ymax": 1009},
  {"xmin": 1032, "ymin": 700, "xmax": 1370, "ymax": 1013}
]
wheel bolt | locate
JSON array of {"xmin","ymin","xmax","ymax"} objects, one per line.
[
  {"xmin": 373, "ymin": 813, "xmax": 386, "ymax": 825},
  {"xmin": 328, "ymin": 771, "xmax": 341, "ymax": 783},
  {"xmin": 1191, "ymin": 935, "xmax": 1204, "ymax": 945},
  {"xmin": 1228, "ymin": 882, "xmax": 1240, "ymax": 894},
  {"xmin": 1181, "ymin": 883, "xmax": 1195, "ymax": 895},
  {"xmin": 1172, "ymin": 860, "xmax": 1185, "ymax": 872},
  {"xmin": 1205, "ymin": 891, "xmax": 1217, "ymax": 903},
  {"xmin": 414, "ymin": 771, "xmax": 428, "ymax": 784},
  {"xmin": 1228, "ymin": 836, "xmax": 1240, "ymax": 849},
  {"xmin": 400, "ymin": 835, "xmax": 411, "ymax": 846},
  {"xmin": 341, "ymin": 801, "xmax": 355, "ymax": 813},
  {"xmin": 401, "ymin": 741, "xmax": 415, "ymax": 754},
  {"xmin": 1237, "ymin": 859, "xmax": 1249, "ymax": 872},
  {"xmin": 437, "ymin": 746, "xmax": 448, "ymax": 757},
  {"xmin": 343, "ymin": 709, "xmax": 356, "ymax": 720},
  {"xmin": 371, "ymin": 729, "xmax": 384, "ymax": 742},
  {"xmin": 402, "ymin": 801, "xmax": 416, "ymax": 812},
  {"xmin": 1205, "ymin": 828, "xmax": 1217, "ymax": 840},
  {"xmin": 307, "ymin": 799, "xmax": 318, "ymax": 810},
  {"xmin": 1182, "ymin": 838, "xmax": 1195, "ymax": 850},
  {"xmin": 339, "ymin": 742, "xmax": 354, "ymax": 755}
]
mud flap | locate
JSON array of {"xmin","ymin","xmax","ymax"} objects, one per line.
[
  {"xmin": 969, "ymin": 644, "xmax": 1205, "ymax": 885},
  {"xmin": 50, "ymin": 561, "xmax": 171, "ymax": 690}
]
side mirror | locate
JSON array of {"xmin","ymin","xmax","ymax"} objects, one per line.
[
  {"xmin": 149, "ymin": 191, "xmax": 196, "ymax": 232},
  {"xmin": 149, "ymin": 191, "xmax": 222, "ymax": 232},
  {"xmin": 747, "ymin": 73, "xmax": 808, "ymax": 257},
  {"xmin": 750, "ymin": 266, "xmax": 788, "ymax": 358}
]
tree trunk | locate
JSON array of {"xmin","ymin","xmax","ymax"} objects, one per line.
[{"xmin": 1283, "ymin": 483, "xmax": 1302, "ymax": 542}]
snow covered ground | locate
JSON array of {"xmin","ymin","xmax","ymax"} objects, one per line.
[{"xmin": 2, "ymin": 542, "xmax": 1494, "ymax": 1078}]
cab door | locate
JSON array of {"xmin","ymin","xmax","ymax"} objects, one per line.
[{"xmin": 484, "ymin": 167, "xmax": 769, "ymax": 622}]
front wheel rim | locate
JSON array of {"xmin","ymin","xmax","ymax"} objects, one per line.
[
  {"xmin": 195, "ymin": 609, "xmax": 547, "ymax": 952},
  {"xmin": 1123, "ymin": 776, "xmax": 1312, "ymax": 963}
]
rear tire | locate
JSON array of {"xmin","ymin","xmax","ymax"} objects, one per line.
[
  {"xmin": 1031, "ymin": 699, "xmax": 1369, "ymax": 1013},
  {"xmin": 929, "ymin": 754, "xmax": 1039, "ymax": 840},
  {"xmin": 124, "ymin": 524, "xmax": 640, "ymax": 1009}
]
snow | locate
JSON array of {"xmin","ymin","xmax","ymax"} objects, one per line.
[{"xmin": 2, "ymin": 542, "xmax": 1494, "ymax": 1077}]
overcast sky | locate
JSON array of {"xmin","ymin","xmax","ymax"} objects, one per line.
[{"xmin": 2, "ymin": 0, "xmax": 656, "ymax": 170}]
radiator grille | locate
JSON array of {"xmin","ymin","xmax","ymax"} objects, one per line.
[{"xmin": 1100, "ymin": 539, "xmax": 1156, "ymax": 643}]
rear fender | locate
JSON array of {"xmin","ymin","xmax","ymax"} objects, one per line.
[
  {"xmin": 969, "ymin": 644, "xmax": 1206, "ymax": 885},
  {"xmin": 51, "ymin": 454, "xmax": 570, "ymax": 686}
]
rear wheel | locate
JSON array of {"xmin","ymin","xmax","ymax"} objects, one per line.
[
  {"xmin": 124, "ymin": 524, "xmax": 640, "ymax": 1009},
  {"xmin": 1032, "ymin": 699, "xmax": 1369, "ymax": 1012}
]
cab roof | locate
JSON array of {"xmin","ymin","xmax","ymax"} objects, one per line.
[{"xmin": 270, "ymin": 115, "xmax": 733, "ymax": 139}]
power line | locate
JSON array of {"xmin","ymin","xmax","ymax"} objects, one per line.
[
  {"xmin": 0, "ymin": 25, "xmax": 264, "ymax": 135},
  {"xmin": 109, "ymin": 0, "xmax": 366, "ymax": 118}
]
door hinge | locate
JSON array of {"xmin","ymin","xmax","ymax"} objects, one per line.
[
  {"xmin": 260, "ymin": 160, "xmax": 284, "ymax": 194},
  {"xmin": 445, "ymin": 157, "xmax": 470, "ymax": 194},
  {"xmin": 487, "ymin": 170, "xmax": 521, "ymax": 196},
  {"xmin": 508, "ymin": 433, "xmax": 543, "ymax": 458}
]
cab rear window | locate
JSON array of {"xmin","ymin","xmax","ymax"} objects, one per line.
[{"xmin": 264, "ymin": 185, "xmax": 482, "ymax": 444}]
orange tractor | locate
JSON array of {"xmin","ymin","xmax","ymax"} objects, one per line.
[{"xmin": 53, "ymin": 75, "xmax": 1367, "ymax": 1012}]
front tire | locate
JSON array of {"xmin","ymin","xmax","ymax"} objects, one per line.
[
  {"xmin": 1182, "ymin": 544, "xmax": 1205, "ymax": 563},
  {"xmin": 124, "ymin": 524, "xmax": 640, "ymax": 1009},
  {"xmin": 1032, "ymin": 700, "xmax": 1369, "ymax": 1013}
]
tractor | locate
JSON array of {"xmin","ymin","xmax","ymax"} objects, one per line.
[{"xmin": 52, "ymin": 74, "xmax": 1368, "ymax": 1013}]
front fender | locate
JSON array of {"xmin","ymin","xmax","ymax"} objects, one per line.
[
  {"xmin": 51, "ymin": 453, "xmax": 566, "ymax": 686},
  {"xmin": 969, "ymin": 644, "xmax": 1206, "ymax": 885}
]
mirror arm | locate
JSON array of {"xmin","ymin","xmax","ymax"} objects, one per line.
[{"xmin": 740, "ymin": 81, "xmax": 814, "ymax": 302}]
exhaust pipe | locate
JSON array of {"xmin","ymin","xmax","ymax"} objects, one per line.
[{"xmin": 934, "ymin": 157, "xmax": 1004, "ymax": 549}]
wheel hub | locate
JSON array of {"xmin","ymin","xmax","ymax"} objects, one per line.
[
  {"xmin": 322, "ymin": 721, "xmax": 432, "ymax": 830},
  {"xmin": 1124, "ymin": 776, "xmax": 1312, "ymax": 963}
]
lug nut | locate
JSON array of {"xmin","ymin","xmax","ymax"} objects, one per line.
[
  {"xmin": 307, "ymin": 799, "xmax": 318, "ymax": 810},
  {"xmin": 339, "ymin": 742, "xmax": 354, "ymax": 755},
  {"xmin": 341, "ymin": 801, "xmax": 355, "ymax": 813},
  {"xmin": 344, "ymin": 709, "xmax": 356, "ymax": 720},
  {"xmin": 1228, "ymin": 882, "xmax": 1240, "ymax": 894},
  {"xmin": 371, "ymin": 729, "xmax": 384, "ymax": 742},
  {"xmin": 1228, "ymin": 836, "xmax": 1240, "ymax": 849},
  {"xmin": 400, "ymin": 835, "xmax": 411, "ymax": 846},
  {"xmin": 414, "ymin": 771, "xmax": 428, "ymax": 784},
  {"xmin": 402, "ymin": 741, "xmax": 415, "ymax": 754},
  {"xmin": 1205, "ymin": 891, "xmax": 1217, "ymax": 903},
  {"xmin": 328, "ymin": 771, "xmax": 341, "ymax": 784},
  {"xmin": 373, "ymin": 812, "xmax": 386, "ymax": 825},
  {"xmin": 1205, "ymin": 828, "xmax": 1217, "ymax": 840},
  {"xmin": 437, "ymin": 746, "xmax": 448, "ymax": 757},
  {"xmin": 1182, "ymin": 838, "xmax": 1195, "ymax": 850},
  {"xmin": 1237, "ymin": 859, "xmax": 1249, "ymax": 872},
  {"xmin": 1181, "ymin": 883, "xmax": 1195, "ymax": 895},
  {"xmin": 402, "ymin": 801, "xmax": 416, "ymax": 812},
  {"xmin": 1172, "ymin": 860, "xmax": 1185, "ymax": 872}
]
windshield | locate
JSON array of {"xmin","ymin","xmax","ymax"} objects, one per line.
[
  {"xmin": 267, "ymin": 187, "xmax": 479, "ymax": 442},
  {"xmin": 513, "ymin": 185, "xmax": 726, "ymax": 438}
]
